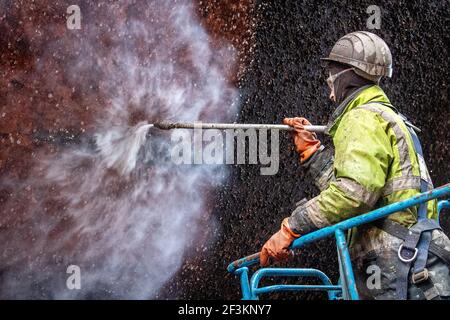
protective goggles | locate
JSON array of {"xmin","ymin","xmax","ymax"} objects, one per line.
[{"xmin": 326, "ymin": 68, "xmax": 353, "ymax": 89}]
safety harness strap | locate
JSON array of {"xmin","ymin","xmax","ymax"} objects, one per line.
[
  {"xmin": 395, "ymin": 122, "xmax": 439, "ymax": 299},
  {"xmin": 375, "ymin": 219, "xmax": 447, "ymax": 300},
  {"xmin": 374, "ymin": 219, "xmax": 450, "ymax": 265},
  {"xmin": 404, "ymin": 123, "xmax": 435, "ymax": 275},
  {"xmin": 420, "ymin": 279, "xmax": 442, "ymax": 300}
]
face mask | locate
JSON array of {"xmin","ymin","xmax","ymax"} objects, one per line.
[{"xmin": 326, "ymin": 68, "xmax": 353, "ymax": 102}]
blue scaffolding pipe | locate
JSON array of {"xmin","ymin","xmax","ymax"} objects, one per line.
[
  {"xmin": 228, "ymin": 183, "xmax": 450, "ymax": 273},
  {"xmin": 335, "ymin": 229, "xmax": 359, "ymax": 300},
  {"xmin": 438, "ymin": 200, "xmax": 450, "ymax": 220},
  {"xmin": 227, "ymin": 183, "xmax": 450, "ymax": 300},
  {"xmin": 249, "ymin": 268, "xmax": 339, "ymax": 300}
]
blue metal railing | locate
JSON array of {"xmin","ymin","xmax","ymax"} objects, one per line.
[
  {"xmin": 438, "ymin": 200, "xmax": 450, "ymax": 218},
  {"xmin": 228, "ymin": 183, "xmax": 450, "ymax": 300}
]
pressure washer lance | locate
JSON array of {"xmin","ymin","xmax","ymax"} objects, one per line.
[
  {"xmin": 101, "ymin": 121, "xmax": 326, "ymax": 175},
  {"xmin": 153, "ymin": 121, "xmax": 327, "ymax": 133}
]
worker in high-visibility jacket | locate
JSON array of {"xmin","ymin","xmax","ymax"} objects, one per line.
[{"xmin": 260, "ymin": 31, "xmax": 450, "ymax": 300}]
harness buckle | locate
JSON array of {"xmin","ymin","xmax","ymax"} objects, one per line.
[
  {"xmin": 412, "ymin": 268, "xmax": 429, "ymax": 284},
  {"xmin": 398, "ymin": 244, "xmax": 418, "ymax": 263}
]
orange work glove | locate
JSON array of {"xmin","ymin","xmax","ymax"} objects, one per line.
[
  {"xmin": 260, "ymin": 218, "xmax": 300, "ymax": 266},
  {"xmin": 283, "ymin": 117, "xmax": 321, "ymax": 163}
]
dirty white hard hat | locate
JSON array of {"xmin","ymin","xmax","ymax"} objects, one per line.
[{"xmin": 322, "ymin": 31, "xmax": 393, "ymax": 82}]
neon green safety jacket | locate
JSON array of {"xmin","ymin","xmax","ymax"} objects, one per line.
[{"xmin": 288, "ymin": 84, "xmax": 437, "ymax": 255}]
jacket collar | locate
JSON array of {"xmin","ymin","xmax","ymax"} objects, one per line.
[{"xmin": 325, "ymin": 85, "xmax": 392, "ymax": 137}]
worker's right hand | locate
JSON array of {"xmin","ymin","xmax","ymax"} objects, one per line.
[
  {"xmin": 260, "ymin": 218, "xmax": 300, "ymax": 267},
  {"xmin": 283, "ymin": 117, "xmax": 321, "ymax": 163}
]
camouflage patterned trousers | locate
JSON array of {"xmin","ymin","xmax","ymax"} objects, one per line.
[{"xmin": 352, "ymin": 229, "xmax": 450, "ymax": 300}]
